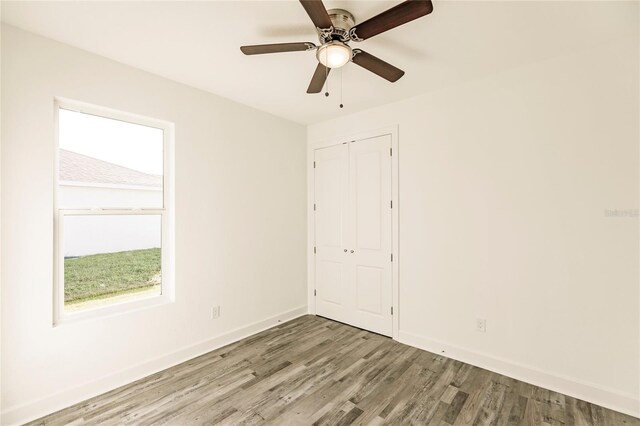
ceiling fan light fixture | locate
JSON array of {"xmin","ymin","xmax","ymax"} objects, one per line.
[
  {"xmin": 316, "ymin": 41, "xmax": 352, "ymax": 69},
  {"xmin": 240, "ymin": 0, "xmax": 434, "ymax": 94}
]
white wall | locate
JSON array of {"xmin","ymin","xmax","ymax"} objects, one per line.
[
  {"xmin": 60, "ymin": 185, "xmax": 163, "ymax": 256},
  {"xmin": 59, "ymin": 184, "xmax": 163, "ymax": 210},
  {"xmin": 62, "ymin": 214, "xmax": 161, "ymax": 257},
  {"xmin": 1, "ymin": 24, "xmax": 307, "ymax": 424},
  {"xmin": 308, "ymin": 36, "xmax": 639, "ymax": 415}
]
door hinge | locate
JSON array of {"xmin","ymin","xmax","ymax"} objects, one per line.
[
  {"xmin": 314, "ymin": 246, "xmax": 316, "ymax": 254},
  {"xmin": 390, "ymin": 147, "xmax": 393, "ymax": 156},
  {"xmin": 313, "ymin": 161, "xmax": 316, "ymax": 168},
  {"xmin": 391, "ymin": 253, "xmax": 393, "ymax": 262},
  {"xmin": 390, "ymin": 200, "xmax": 393, "ymax": 209},
  {"xmin": 314, "ymin": 289, "xmax": 317, "ymax": 296},
  {"xmin": 314, "ymin": 203, "xmax": 316, "ymax": 211},
  {"xmin": 391, "ymin": 306, "xmax": 394, "ymax": 315}
]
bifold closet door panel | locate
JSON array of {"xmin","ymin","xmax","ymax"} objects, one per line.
[
  {"xmin": 348, "ymin": 135, "xmax": 393, "ymax": 336},
  {"xmin": 314, "ymin": 143, "xmax": 351, "ymax": 323}
]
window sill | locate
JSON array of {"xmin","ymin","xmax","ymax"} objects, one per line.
[{"xmin": 53, "ymin": 292, "xmax": 174, "ymax": 327}]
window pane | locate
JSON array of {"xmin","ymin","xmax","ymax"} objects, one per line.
[
  {"xmin": 63, "ymin": 214, "xmax": 162, "ymax": 312},
  {"xmin": 58, "ymin": 108, "xmax": 163, "ymax": 209}
]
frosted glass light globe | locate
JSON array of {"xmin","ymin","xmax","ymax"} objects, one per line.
[{"xmin": 316, "ymin": 41, "xmax": 352, "ymax": 69}]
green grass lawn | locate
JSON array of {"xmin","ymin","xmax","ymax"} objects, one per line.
[{"xmin": 64, "ymin": 248, "xmax": 161, "ymax": 305}]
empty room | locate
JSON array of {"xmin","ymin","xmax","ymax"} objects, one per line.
[{"xmin": 1, "ymin": 0, "xmax": 638, "ymax": 425}]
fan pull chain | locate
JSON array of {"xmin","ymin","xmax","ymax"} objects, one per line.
[
  {"xmin": 339, "ymin": 68, "xmax": 344, "ymax": 109},
  {"xmin": 324, "ymin": 64, "xmax": 329, "ymax": 97}
]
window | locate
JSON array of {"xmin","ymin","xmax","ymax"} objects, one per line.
[{"xmin": 54, "ymin": 99, "xmax": 173, "ymax": 324}]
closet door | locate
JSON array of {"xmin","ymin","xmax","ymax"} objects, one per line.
[
  {"xmin": 347, "ymin": 135, "xmax": 393, "ymax": 336},
  {"xmin": 314, "ymin": 135, "xmax": 393, "ymax": 337},
  {"xmin": 314, "ymin": 143, "xmax": 350, "ymax": 323}
]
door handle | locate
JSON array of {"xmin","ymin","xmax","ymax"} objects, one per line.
[
  {"xmin": 350, "ymin": 250, "xmax": 354, "ymax": 253},
  {"xmin": 344, "ymin": 249, "xmax": 348, "ymax": 252}
]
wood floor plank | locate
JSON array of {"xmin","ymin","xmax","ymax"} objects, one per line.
[
  {"xmin": 27, "ymin": 315, "xmax": 640, "ymax": 426},
  {"xmin": 444, "ymin": 390, "xmax": 469, "ymax": 425},
  {"xmin": 507, "ymin": 395, "xmax": 529, "ymax": 425},
  {"xmin": 453, "ymin": 368, "xmax": 493, "ymax": 425},
  {"xmin": 472, "ymin": 380, "xmax": 508, "ymax": 425}
]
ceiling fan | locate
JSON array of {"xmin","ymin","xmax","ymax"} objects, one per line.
[{"xmin": 240, "ymin": 0, "xmax": 434, "ymax": 94}]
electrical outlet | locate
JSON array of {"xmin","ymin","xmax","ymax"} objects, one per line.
[
  {"xmin": 211, "ymin": 306, "xmax": 220, "ymax": 319},
  {"xmin": 476, "ymin": 318, "xmax": 486, "ymax": 333}
]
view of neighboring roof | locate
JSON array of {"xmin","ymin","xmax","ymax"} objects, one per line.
[{"xmin": 59, "ymin": 149, "xmax": 162, "ymax": 188}]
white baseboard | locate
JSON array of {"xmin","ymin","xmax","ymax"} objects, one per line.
[
  {"xmin": 2, "ymin": 305, "xmax": 308, "ymax": 426},
  {"xmin": 398, "ymin": 330, "xmax": 640, "ymax": 419}
]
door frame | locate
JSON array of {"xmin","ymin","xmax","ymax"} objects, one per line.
[{"xmin": 307, "ymin": 125, "xmax": 399, "ymax": 340}]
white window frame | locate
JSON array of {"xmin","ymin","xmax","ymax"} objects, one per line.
[{"xmin": 53, "ymin": 98, "xmax": 175, "ymax": 326}]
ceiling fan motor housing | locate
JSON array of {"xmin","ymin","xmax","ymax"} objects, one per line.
[{"xmin": 320, "ymin": 9, "xmax": 356, "ymax": 43}]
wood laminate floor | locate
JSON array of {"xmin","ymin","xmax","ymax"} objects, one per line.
[{"xmin": 29, "ymin": 315, "xmax": 639, "ymax": 426}]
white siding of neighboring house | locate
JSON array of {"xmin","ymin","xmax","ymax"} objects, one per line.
[{"xmin": 60, "ymin": 183, "xmax": 162, "ymax": 257}]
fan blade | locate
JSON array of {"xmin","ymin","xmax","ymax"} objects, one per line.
[
  {"xmin": 299, "ymin": 0, "xmax": 333, "ymax": 29},
  {"xmin": 307, "ymin": 63, "xmax": 330, "ymax": 93},
  {"xmin": 351, "ymin": 50, "xmax": 405, "ymax": 82},
  {"xmin": 350, "ymin": 0, "xmax": 433, "ymax": 41},
  {"xmin": 240, "ymin": 42, "xmax": 315, "ymax": 55}
]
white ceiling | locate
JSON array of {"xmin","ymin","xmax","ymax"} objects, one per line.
[{"xmin": 2, "ymin": 1, "xmax": 637, "ymax": 124}]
